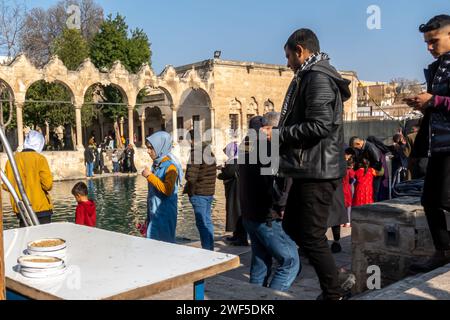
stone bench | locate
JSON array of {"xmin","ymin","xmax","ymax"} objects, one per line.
[{"xmin": 351, "ymin": 196, "xmax": 435, "ymax": 294}]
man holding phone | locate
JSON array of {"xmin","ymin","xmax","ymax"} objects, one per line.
[{"xmin": 405, "ymin": 15, "xmax": 450, "ymax": 273}]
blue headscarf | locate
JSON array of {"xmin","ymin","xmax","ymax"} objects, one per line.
[{"xmin": 146, "ymin": 131, "xmax": 183, "ymax": 184}]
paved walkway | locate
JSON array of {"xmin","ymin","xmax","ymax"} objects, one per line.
[{"xmin": 148, "ymin": 227, "xmax": 352, "ymax": 300}]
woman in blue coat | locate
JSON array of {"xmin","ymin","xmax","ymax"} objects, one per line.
[{"xmin": 141, "ymin": 131, "xmax": 183, "ymax": 243}]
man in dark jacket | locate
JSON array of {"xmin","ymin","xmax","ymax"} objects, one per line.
[
  {"xmin": 263, "ymin": 28, "xmax": 352, "ymax": 300},
  {"xmin": 184, "ymin": 131, "xmax": 217, "ymax": 251},
  {"xmin": 84, "ymin": 145, "xmax": 95, "ymax": 178},
  {"xmin": 407, "ymin": 15, "xmax": 450, "ymax": 273},
  {"xmin": 350, "ymin": 136, "xmax": 386, "ymax": 201},
  {"xmin": 240, "ymin": 116, "xmax": 300, "ymax": 291}
]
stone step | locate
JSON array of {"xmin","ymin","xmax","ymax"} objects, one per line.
[{"xmin": 355, "ymin": 263, "xmax": 450, "ymax": 300}]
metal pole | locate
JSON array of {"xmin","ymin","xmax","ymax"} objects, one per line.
[
  {"xmin": 0, "ymin": 186, "xmax": 6, "ymax": 300},
  {"xmin": 0, "ymin": 127, "xmax": 39, "ymax": 225},
  {"xmin": 0, "ymin": 171, "xmax": 30, "ymax": 227}
]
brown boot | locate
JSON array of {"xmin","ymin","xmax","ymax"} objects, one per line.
[{"xmin": 409, "ymin": 250, "xmax": 450, "ymax": 274}]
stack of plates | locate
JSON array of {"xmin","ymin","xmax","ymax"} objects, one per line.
[
  {"xmin": 26, "ymin": 238, "xmax": 67, "ymax": 260},
  {"xmin": 18, "ymin": 256, "xmax": 67, "ymax": 279}
]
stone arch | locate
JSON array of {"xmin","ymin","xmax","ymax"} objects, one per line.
[
  {"xmin": 144, "ymin": 106, "xmax": 165, "ymax": 135},
  {"xmin": 0, "ymin": 78, "xmax": 15, "ymax": 102},
  {"xmin": 177, "ymin": 88, "xmax": 212, "ymax": 138},
  {"xmin": 136, "ymin": 86, "xmax": 173, "ymax": 140},
  {"xmin": 25, "ymin": 79, "xmax": 75, "ymax": 104},
  {"xmin": 247, "ymin": 97, "xmax": 259, "ymax": 118},
  {"xmin": 82, "ymin": 82, "xmax": 130, "ymax": 146},
  {"xmin": 82, "ymin": 82, "xmax": 129, "ymax": 106},
  {"xmin": 24, "ymin": 79, "xmax": 77, "ymax": 151},
  {"xmin": 264, "ymin": 99, "xmax": 275, "ymax": 113},
  {"xmin": 229, "ymin": 98, "xmax": 242, "ymax": 132}
]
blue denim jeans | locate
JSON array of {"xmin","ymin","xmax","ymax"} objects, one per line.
[
  {"xmin": 243, "ymin": 218, "xmax": 300, "ymax": 291},
  {"xmin": 86, "ymin": 162, "xmax": 94, "ymax": 177},
  {"xmin": 113, "ymin": 162, "xmax": 120, "ymax": 173},
  {"xmin": 190, "ymin": 195, "xmax": 214, "ymax": 251}
]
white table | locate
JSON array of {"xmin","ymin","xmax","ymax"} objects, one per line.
[{"xmin": 3, "ymin": 223, "xmax": 240, "ymax": 300}]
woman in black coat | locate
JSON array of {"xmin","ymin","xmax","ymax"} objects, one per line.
[{"xmin": 218, "ymin": 142, "xmax": 247, "ymax": 245}]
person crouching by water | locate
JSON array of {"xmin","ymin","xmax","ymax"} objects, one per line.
[
  {"xmin": 3, "ymin": 130, "xmax": 54, "ymax": 227},
  {"xmin": 72, "ymin": 182, "xmax": 96, "ymax": 227},
  {"xmin": 141, "ymin": 131, "xmax": 183, "ymax": 243}
]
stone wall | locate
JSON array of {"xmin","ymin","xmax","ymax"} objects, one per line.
[
  {"xmin": 351, "ymin": 197, "xmax": 435, "ymax": 294},
  {"xmin": 0, "ymin": 151, "xmax": 85, "ymax": 182},
  {"xmin": 1, "ymin": 144, "xmax": 227, "ymax": 183}
]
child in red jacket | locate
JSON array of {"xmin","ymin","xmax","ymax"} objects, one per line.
[
  {"xmin": 72, "ymin": 182, "xmax": 96, "ymax": 227},
  {"xmin": 353, "ymin": 158, "xmax": 382, "ymax": 207}
]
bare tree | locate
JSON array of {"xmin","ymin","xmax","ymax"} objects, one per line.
[
  {"xmin": 390, "ymin": 78, "xmax": 424, "ymax": 104},
  {"xmin": 19, "ymin": 0, "xmax": 103, "ymax": 67},
  {"xmin": 0, "ymin": 0, "xmax": 26, "ymax": 61}
]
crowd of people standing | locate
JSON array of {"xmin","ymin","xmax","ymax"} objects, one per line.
[{"xmin": 2, "ymin": 14, "xmax": 449, "ymax": 301}]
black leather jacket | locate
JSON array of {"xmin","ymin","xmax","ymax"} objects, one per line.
[
  {"xmin": 278, "ymin": 60, "xmax": 351, "ymax": 180},
  {"xmin": 412, "ymin": 56, "xmax": 450, "ymax": 158}
]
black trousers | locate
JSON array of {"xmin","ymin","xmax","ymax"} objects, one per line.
[
  {"xmin": 422, "ymin": 155, "xmax": 450, "ymax": 251},
  {"xmin": 233, "ymin": 216, "xmax": 248, "ymax": 242},
  {"xmin": 331, "ymin": 225, "xmax": 341, "ymax": 242},
  {"xmin": 283, "ymin": 178, "xmax": 341, "ymax": 299},
  {"xmin": 19, "ymin": 213, "xmax": 52, "ymax": 228}
]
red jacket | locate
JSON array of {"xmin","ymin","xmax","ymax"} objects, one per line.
[
  {"xmin": 75, "ymin": 200, "xmax": 96, "ymax": 227},
  {"xmin": 353, "ymin": 168, "xmax": 376, "ymax": 207}
]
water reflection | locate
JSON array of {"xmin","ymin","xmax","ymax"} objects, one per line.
[{"xmin": 2, "ymin": 176, "xmax": 227, "ymax": 242}]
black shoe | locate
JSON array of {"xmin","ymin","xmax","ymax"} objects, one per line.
[
  {"xmin": 338, "ymin": 270, "xmax": 356, "ymax": 292},
  {"xmin": 227, "ymin": 239, "xmax": 249, "ymax": 247},
  {"xmin": 224, "ymin": 236, "xmax": 238, "ymax": 242},
  {"xmin": 409, "ymin": 250, "xmax": 450, "ymax": 274},
  {"xmin": 316, "ymin": 291, "xmax": 352, "ymax": 300},
  {"xmin": 316, "ymin": 270, "xmax": 355, "ymax": 300},
  {"xmin": 331, "ymin": 242, "xmax": 342, "ymax": 254}
]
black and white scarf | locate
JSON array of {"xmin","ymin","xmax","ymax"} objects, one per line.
[
  {"xmin": 278, "ymin": 52, "xmax": 330, "ymax": 126},
  {"xmin": 432, "ymin": 52, "xmax": 450, "ymax": 94}
]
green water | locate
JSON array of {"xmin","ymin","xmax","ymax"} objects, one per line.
[{"xmin": 2, "ymin": 176, "xmax": 227, "ymax": 242}]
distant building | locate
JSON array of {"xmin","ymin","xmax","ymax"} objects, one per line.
[{"xmin": 357, "ymin": 80, "xmax": 411, "ymax": 119}]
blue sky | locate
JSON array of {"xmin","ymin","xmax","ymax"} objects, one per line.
[{"xmin": 24, "ymin": 0, "xmax": 450, "ymax": 82}]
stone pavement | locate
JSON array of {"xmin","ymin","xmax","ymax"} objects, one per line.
[
  {"xmin": 148, "ymin": 227, "xmax": 352, "ymax": 300},
  {"xmin": 356, "ymin": 263, "xmax": 450, "ymax": 300}
]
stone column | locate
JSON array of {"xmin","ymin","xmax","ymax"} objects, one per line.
[
  {"xmin": 210, "ymin": 108, "xmax": 216, "ymax": 146},
  {"xmin": 75, "ymin": 105, "xmax": 84, "ymax": 150},
  {"xmin": 240, "ymin": 107, "xmax": 247, "ymax": 140},
  {"xmin": 119, "ymin": 117, "xmax": 125, "ymax": 138},
  {"xmin": 172, "ymin": 107, "xmax": 178, "ymax": 143},
  {"xmin": 140, "ymin": 115, "xmax": 146, "ymax": 147},
  {"xmin": 127, "ymin": 106, "xmax": 134, "ymax": 146},
  {"xmin": 15, "ymin": 102, "xmax": 24, "ymax": 151}
]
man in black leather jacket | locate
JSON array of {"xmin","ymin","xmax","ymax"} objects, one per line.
[
  {"xmin": 263, "ymin": 28, "xmax": 351, "ymax": 300},
  {"xmin": 407, "ymin": 15, "xmax": 450, "ymax": 273}
]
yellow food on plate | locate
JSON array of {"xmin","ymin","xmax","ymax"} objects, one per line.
[{"xmin": 29, "ymin": 239, "xmax": 65, "ymax": 248}]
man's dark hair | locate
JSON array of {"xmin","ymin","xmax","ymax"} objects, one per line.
[
  {"xmin": 419, "ymin": 15, "xmax": 450, "ymax": 33},
  {"xmin": 285, "ymin": 28, "xmax": 320, "ymax": 53},
  {"xmin": 72, "ymin": 182, "xmax": 88, "ymax": 197},
  {"xmin": 393, "ymin": 133, "xmax": 403, "ymax": 144},
  {"xmin": 349, "ymin": 136, "xmax": 362, "ymax": 147},
  {"xmin": 264, "ymin": 112, "xmax": 281, "ymax": 127}
]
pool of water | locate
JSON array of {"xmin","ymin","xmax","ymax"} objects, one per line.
[{"xmin": 2, "ymin": 176, "xmax": 227, "ymax": 242}]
